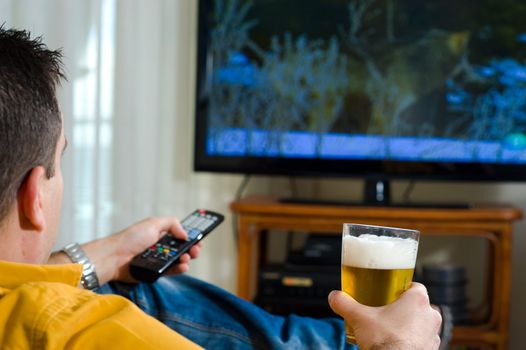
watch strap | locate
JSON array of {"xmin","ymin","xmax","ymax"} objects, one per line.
[{"xmin": 61, "ymin": 243, "xmax": 100, "ymax": 290}]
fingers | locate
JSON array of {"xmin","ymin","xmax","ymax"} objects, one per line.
[
  {"xmin": 328, "ymin": 290, "xmax": 373, "ymax": 323},
  {"xmin": 164, "ymin": 253, "xmax": 191, "ymax": 275},
  {"xmin": 167, "ymin": 263, "xmax": 189, "ymax": 275},
  {"xmin": 329, "ymin": 283, "xmax": 443, "ymax": 350},
  {"xmin": 407, "ymin": 281, "xmax": 427, "ymax": 292},
  {"xmin": 187, "ymin": 244, "xmax": 201, "ymax": 259},
  {"xmin": 400, "ymin": 283, "xmax": 436, "ymax": 312},
  {"xmin": 149, "ymin": 217, "xmax": 187, "ymax": 240},
  {"xmin": 403, "ymin": 282, "xmax": 429, "ymax": 300},
  {"xmin": 398, "ymin": 283, "xmax": 443, "ymax": 338}
]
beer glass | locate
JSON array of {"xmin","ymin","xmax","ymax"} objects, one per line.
[{"xmin": 341, "ymin": 223, "xmax": 419, "ymax": 344}]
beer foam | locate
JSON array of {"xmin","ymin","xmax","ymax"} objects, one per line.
[{"xmin": 342, "ymin": 234, "xmax": 418, "ymax": 269}]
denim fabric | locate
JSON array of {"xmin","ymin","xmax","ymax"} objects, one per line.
[{"xmin": 98, "ymin": 275, "xmax": 357, "ymax": 350}]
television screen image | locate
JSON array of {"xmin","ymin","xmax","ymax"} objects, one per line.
[{"xmin": 195, "ymin": 0, "xmax": 526, "ymax": 181}]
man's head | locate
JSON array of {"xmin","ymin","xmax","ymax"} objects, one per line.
[{"xmin": 0, "ymin": 26, "xmax": 66, "ymax": 262}]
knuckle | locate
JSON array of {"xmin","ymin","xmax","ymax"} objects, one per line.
[
  {"xmin": 433, "ymin": 309, "xmax": 443, "ymax": 329},
  {"xmin": 434, "ymin": 335, "xmax": 442, "ymax": 350},
  {"xmin": 414, "ymin": 288, "xmax": 430, "ymax": 306},
  {"xmin": 411, "ymin": 282, "xmax": 427, "ymax": 294}
]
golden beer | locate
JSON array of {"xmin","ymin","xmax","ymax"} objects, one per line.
[
  {"xmin": 341, "ymin": 265, "xmax": 414, "ymax": 306},
  {"xmin": 341, "ymin": 225, "xmax": 419, "ymax": 344}
]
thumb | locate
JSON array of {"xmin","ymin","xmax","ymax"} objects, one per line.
[
  {"xmin": 328, "ymin": 290, "xmax": 372, "ymax": 323},
  {"xmin": 153, "ymin": 217, "xmax": 187, "ymax": 240}
]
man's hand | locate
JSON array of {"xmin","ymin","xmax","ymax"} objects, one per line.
[
  {"xmin": 49, "ymin": 217, "xmax": 201, "ymax": 285},
  {"xmin": 328, "ymin": 283, "xmax": 442, "ymax": 350},
  {"xmin": 109, "ymin": 217, "xmax": 202, "ymax": 282}
]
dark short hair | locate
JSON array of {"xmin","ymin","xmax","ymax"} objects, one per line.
[{"xmin": 0, "ymin": 26, "xmax": 66, "ymax": 222}]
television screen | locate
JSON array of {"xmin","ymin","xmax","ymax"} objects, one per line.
[{"xmin": 194, "ymin": 0, "xmax": 526, "ymax": 181}]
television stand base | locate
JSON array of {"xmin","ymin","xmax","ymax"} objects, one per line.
[
  {"xmin": 281, "ymin": 178, "xmax": 470, "ymax": 209},
  {"xmin": 278, "ymin": 197, "xmax": 471, "ymax": 209}
]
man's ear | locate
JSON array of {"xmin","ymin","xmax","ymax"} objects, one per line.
[{"xmin": 18, "ymin": 166, "xmax": 46, "ymax": 231}]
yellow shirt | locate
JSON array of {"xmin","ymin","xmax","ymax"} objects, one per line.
[{"xmin": 0, "ymin": 260, "xmax": 202, "ymax": 350}]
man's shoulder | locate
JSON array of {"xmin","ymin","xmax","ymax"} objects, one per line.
[
  {"xmin": 1, "ymin": 281, "xmax": 131, "ymax": 326},
  {"xmin": 1, "ymin": 281, "xmax": 137, "ymax": 348},
  {"xmin": 0, "ymin": 281, "xmax": 201, "ymax": 349},
  {"xmin": 2, "ymin": 280, "xmax": 86, "ymax": 305},
  {"xmin": 8, "ymin": 280, "xmax": 136, "ymax": 317},
  {"xmin": 6, "ymin": 280, "xmax": 104, "ymax": 307}
]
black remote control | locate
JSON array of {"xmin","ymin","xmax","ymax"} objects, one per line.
[{"xmin": 129, "ymin": 209, "xmax": 224, "ymax": 282}]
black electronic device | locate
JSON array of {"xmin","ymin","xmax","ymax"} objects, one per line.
[
  {"xmin": 129, "ymin": 209, "xmax": 224, "ymax": 283},
  {"xmin": 420, "ymin": 264, "xmax": 471, "ymax": 325},
  {"xmin": 195, "ymin": 0, "xmax": 526, "ymax": 205},
  {"xmin": 287, "ymin": 234, "xmax": 341, "ymax": 266},
  {"xmin": 255, "ymin": 264, "xmax": 340, "ymax": 318},
  {"xmin": 255, "ymin": 234, "xmax": 342, "ymax": 317}
]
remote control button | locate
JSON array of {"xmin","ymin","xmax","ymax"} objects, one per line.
[
  {"xmin": 186, "ymin": 229, "xmax": 197, "ymax": 239},
  {"xmin": 185, "ymin": 215, "xmax": 196, "ymax": 223},
  {"xmin": 185, "ymin": 216, "xmax": 198, "ymax": 227},
  {"xmin": 181, "ymin": 216, "xmax": 193, "ymax": 224},
  {"xmin": 198, "ymin": 221, "xmax": 212, "ymax": 231}
]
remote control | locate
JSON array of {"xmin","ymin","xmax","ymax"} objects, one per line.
[{"xmin": 129, "ymin": 209, "xmax": 224, "ymax": 282}]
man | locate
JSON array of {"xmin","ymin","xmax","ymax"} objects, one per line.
[{"xmin": 0, "ymin": 27, "xmax": 442, "ymax": 349}]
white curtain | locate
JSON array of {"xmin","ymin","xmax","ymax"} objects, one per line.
[
  {"xmin": 111, "ymin": 0, "xmax": 257, "ymax": 291},
  {"xmin": 0, "ymin": 0, "xmax": 116, "ymax": 245},
  {"xmin": 0, "ymin": 0, "xmax": 254, "ymax": 292}
]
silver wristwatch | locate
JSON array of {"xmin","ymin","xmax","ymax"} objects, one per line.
[{"xmin": 61, "ymin": 243, "xmax": 100, "ymax": 290}]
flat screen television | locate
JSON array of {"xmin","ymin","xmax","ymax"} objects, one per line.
[{"xmin": 194, "ymin": 0, "xmax": 526, "ymax": 204}]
